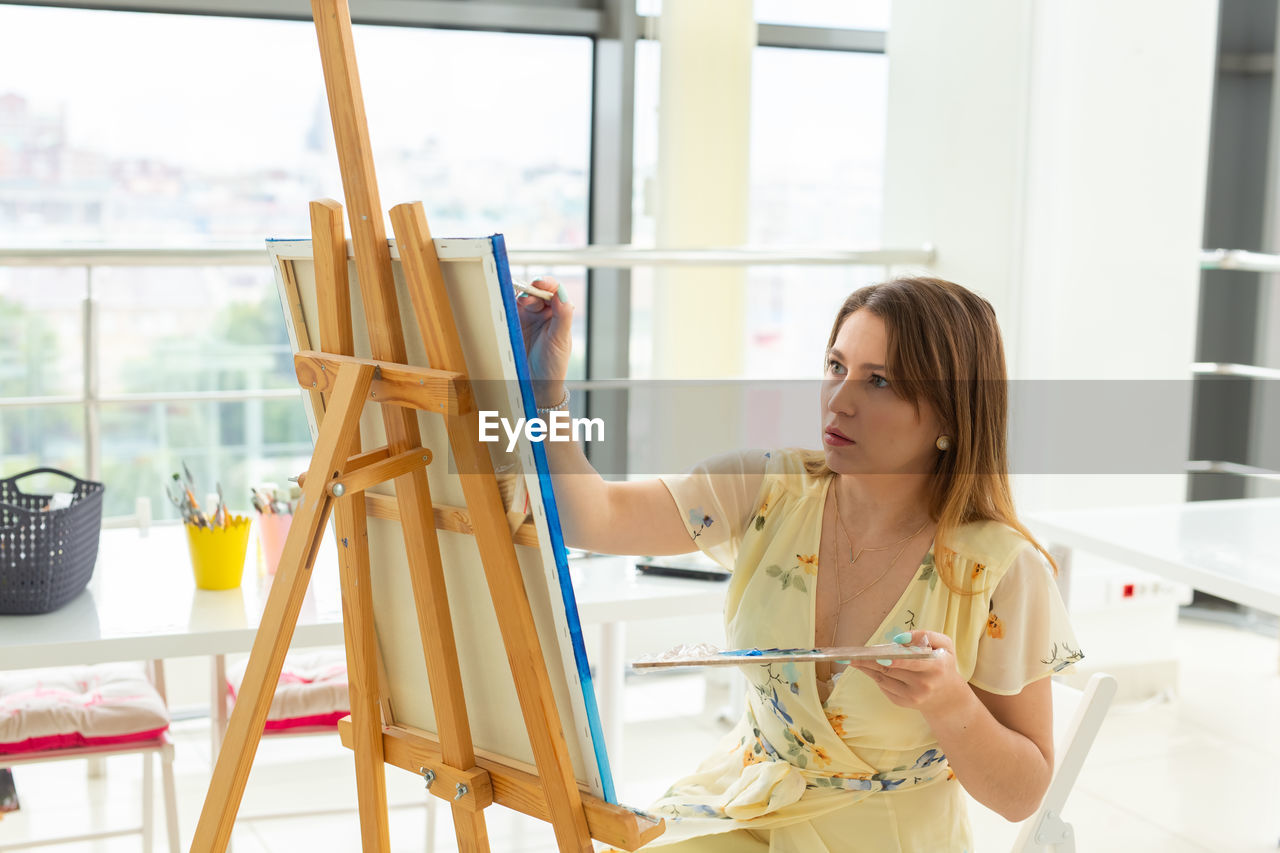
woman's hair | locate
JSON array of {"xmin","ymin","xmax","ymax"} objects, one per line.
[{"xmin": 800, "ymin": 276, "xmax": 1057, "ymax": 590}]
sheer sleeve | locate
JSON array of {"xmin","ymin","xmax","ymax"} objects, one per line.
[
  {"xmin": 657, "ymin": 449, "xmax": 771, "ymax": 571},
  {"xmin": 968, "ymin": 543, "xmax": 1084, "ymax": 695}
]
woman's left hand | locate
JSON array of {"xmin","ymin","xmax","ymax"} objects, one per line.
[{"xmin": 847, "ymin": 630, "xmax": 968, "ymax": 717}]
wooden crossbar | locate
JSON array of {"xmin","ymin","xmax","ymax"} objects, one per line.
[
  {"xmin": 337, "ymin": 719, "xmax": 664, "ymax": 851},
  {"xmin": 328, "ymin": 446, "xmax": 433, "ymax": 496},
  {"xmin": 295, "ymin": 351, "xmax": 474, "ymax": 415}
]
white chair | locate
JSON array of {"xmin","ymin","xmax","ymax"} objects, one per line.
[
  {"xmin": 0, "ymin": 659, "xmax": 180, "ymax": 852},
  {"xmin": 1010, "ymin": 672, "xmax": 1118, "ymax": 853}
]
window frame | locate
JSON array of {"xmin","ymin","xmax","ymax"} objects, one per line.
[{"xmin": 0, "ymin": 0, "xmax": 889, "ymax": 513}]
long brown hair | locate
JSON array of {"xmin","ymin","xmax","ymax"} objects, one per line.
[{"xmin": 801, "ymin": 276, "xmax": 1056, "ymax": 591}]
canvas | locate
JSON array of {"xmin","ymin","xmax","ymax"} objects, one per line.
[{"xmin": 266, "ymin": 234, "xmax": 613, "ymax": 802}]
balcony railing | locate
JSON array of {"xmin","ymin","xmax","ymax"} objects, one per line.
[{"xmin": 1, "ymin": 243, "xmax": 932, "ymax": 524}]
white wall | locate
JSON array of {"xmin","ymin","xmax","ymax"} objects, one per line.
[{"xmin": 883, "ymin": 0, "xmax": 1220, "ymax": 512}]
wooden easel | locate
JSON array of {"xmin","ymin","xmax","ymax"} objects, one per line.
[{"xmin": 188, "ymin": 1, "xmax": 664, "ymax": 850}]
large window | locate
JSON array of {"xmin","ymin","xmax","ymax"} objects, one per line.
[
  {"xmin": 629, "ymin": 39, "xmax": 890, "ymax": 379},
  {"xmin": 0, "ymin": 3, "xmax": 592, "ymax": 519},
  {"xmin": 0, "ymin": 5, "xmax": 592, "ymax": 244}
]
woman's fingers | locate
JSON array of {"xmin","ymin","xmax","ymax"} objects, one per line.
[{"xmin": 893, "ymin": 629, "xmax": 953, "ymax": 652}]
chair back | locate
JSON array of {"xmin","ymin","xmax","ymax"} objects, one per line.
[{"xmin": 1009, "ymin": 672, "xmax": 1118, "ymax": 853}]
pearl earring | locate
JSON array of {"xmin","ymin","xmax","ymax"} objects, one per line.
[{"xmin": 936, "ymin": 435, "xmax": 952, "ymax": 451}]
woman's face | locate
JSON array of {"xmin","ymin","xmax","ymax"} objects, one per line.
[{"xmin": 819, "ymin": 309, "xmax": 945, "ymax": 476}]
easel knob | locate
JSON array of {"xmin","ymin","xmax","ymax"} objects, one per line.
[
  {"xmin": 454, "ymin": 783, "xmax": 469, "ymax": 801},
  {"xmin": 420, "ymin": 767, "xmax": 435, "ymax": 789}
]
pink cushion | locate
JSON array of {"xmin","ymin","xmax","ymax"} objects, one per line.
[
  {"xmin": 227, "ymin": 651, "xmax": 348, "ymax": 732},
  {"xmin": 0, "ymin": 664, "xmax": 170, "ymax": 755}
]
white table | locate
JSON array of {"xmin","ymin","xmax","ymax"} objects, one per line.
[
  {"xmin": 0, "ymin": 525, "xmax": 345, "ymax": 671},
  {"xmin": 1027, "ymin": 497, "xmax": 1280, "ymax": 844},
  {"xmin": 1026, "ymin": 497, "xmax": 1280, "ymax": 617},
  {"xmin": 568, "ymin": 557, "xmax": 727, "ymax": 770},
  {"xmin": 0, "ymin": 525, "xmax": 728, "ymax": 779}
]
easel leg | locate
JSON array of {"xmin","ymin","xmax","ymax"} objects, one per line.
[
  {"xmin": 392, "ymin": 460, "xmax": 492, "ymax": 853},
  {"xmin": 191, "ymin": 363, "xmax": 374, "ymax": 853},
  {"xmin": 312, "ymin": 194, "xmax": 391, "ymax": 853},
  {"xmin": 335, "ymin": 493, "xmax": 391, "ymax": 853}
]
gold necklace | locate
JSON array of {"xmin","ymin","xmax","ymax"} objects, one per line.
[
  {"xmin": 832, "ymin": 484, "xmax": 927, "ymax": 568},
  {"xmin": 826, "ymin": 483, "xmax": 929, "ymax": 646}
]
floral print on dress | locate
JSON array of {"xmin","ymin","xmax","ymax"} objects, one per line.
[
  {"xmin": 1042, "ymin": 641, "xmax": 1084, "ymax": 672},
  {"xmin": 780, "ymin": 725, "xmax": 831, "ymax": 769},
  {"xmin": 806, "ymin": 747, "xmax": 948, "ymax": 792},
  {"xmin": 917, "ymin": 550, "xmax": 939, "ymax": 591},
  {"xmin": 809, "ymin": 771, "xmax": 876, "ymax": 792},
  {"xmin": 824, "ymin": 710, "xmax": 849, "ymax": 739},
  {"xmin": 986, "ymin": 600, "xmax": 1004, "ymax": 639},
  {"xmin": 765, "ymin": 553, "xmax": 818, "ymax": 592},
  {"xmin": 738, "ymin": 706, "xmax": 786, "ymax": 768},
  {"xmin": 656, "ymin": 802, "xmax": 723, "ymax": 820},
  {"xmin": 754, "ymin": 496, "xmax": 771, "ymax": 531},
  {"xmin": 687, "ymin": 507, "xmax": 714, "ymax": 540},
  {"xmin": 748, "ymin": 664, "xmax": 831, "ymax": 769}
]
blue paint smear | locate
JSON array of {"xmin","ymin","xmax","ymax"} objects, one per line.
[
  {"xmin": 489, "ymin": 234, "xmax": 616, "ymax": 803},
  {"xmin": 719, "ymin": 648, "xmax": 814, "ymax": 657}
]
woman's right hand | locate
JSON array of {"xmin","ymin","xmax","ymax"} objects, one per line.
[{"xmin": 516, "ymin": 277, "xmax": 574, "ymax": 407}]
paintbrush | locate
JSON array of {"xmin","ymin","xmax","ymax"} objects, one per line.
[
  {"xmin": 214, "ymin": 482, "xmax": 227, "ymax": 528},
  {"xmin": 512, "ymin": 278, "xmax": 554, "ymax": 301}
]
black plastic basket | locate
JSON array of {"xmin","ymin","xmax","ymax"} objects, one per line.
[{"xmin": 0, "ymin": 468, "xmax": 105, "ymax": 615}]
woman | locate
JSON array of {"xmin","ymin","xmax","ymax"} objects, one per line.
[{"xmin": 519, "ymin": 276, "xmax": 1082, "ymax": 852}]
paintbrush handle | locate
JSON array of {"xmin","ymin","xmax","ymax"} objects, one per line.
[{"xmin": 513, "ymin": 279, "xmax": 554, "ymax": 301}]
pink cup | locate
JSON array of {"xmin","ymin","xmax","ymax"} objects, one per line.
[{"xmin": 258, "ymin": 513, "xmax": 293, "ymax": 576}]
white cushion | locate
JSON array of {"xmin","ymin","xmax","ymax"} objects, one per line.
[
  {"xmin": 227, "ymin": 650, "xmax": 348, "ymax": 725},
  {"xmin": 0, "ymin": 663, "xmax": 169, "ymax": 752}
]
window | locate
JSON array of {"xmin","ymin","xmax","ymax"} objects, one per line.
[
  {"xmin": 0, "ymin": 4, "xmax": 592, "ymax": 519},
  {"xmin": 630, "ymin": 41, "xmax": 890, "ymax": 380}
]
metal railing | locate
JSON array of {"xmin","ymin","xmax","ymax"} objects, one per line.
[
  {"xmin": 1, "ymin": 243, "xmax": 933, "ymax": 522},
  {"xmin": 0, "ymin": 244, "xmax": 934, "ymax": 268},
  {"xmin": 1194, "ymin": 248, "xmax": 1280, "ymax": 482}
]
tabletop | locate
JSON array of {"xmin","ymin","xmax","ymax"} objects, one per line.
[
  {"xmin": 0, "ymin": 525, "xmax": 728, "ymax": 671},
  {"xmin": 1025, "ymin": 496, "xmax": 1280, "ymax": 615}
]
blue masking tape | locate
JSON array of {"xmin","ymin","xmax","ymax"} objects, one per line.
[{"xmin": 490, "ymin": 235, "xmax": 616, "ymax": 804}]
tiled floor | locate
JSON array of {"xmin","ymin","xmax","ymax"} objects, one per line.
[{"xmin": 3, "ymin": 617, "xmax": 1278, "ymax": 851}]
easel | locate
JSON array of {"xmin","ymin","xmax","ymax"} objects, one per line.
[{"xmin": 188, "ymin": 1, "xmax": 664, "ymax": 850}]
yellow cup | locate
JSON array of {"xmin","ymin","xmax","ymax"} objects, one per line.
[{"xmin": 186, "ymin": 515, "xmax": 252, "ymax": 591}]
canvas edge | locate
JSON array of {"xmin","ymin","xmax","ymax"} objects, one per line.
[{"xmin": 263, "ymin": 234, "xmax": 615, "ymax": 802}]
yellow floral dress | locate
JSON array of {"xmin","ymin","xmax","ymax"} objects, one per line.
[{"xmin": 640, "ymin": 448, "xmax": 1082, "ymax": 852}]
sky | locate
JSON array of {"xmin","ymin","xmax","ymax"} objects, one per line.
[
  {"xmin": 0, "ymin": 2, "xmax": 887, "ymax": 181},
  {"xmin": 0, "ymin": 4, "xmax": 593, "ymax": 173}
]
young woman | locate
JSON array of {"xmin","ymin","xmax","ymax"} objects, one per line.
[{"xmin": 519, "ymin": 276, "xmax": 1082, "ymax": 852}]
